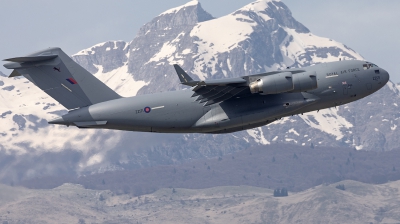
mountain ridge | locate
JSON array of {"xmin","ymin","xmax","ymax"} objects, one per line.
[
  {"xmin": 3, "ymin": 180, "xmax": 400, "ymax": 223},
  {"xmin": 0, "ymin": 0, "xmax": 398, "ymax": 183}
]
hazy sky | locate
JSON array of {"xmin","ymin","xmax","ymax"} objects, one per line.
[{"xmin": 0, "ymin": 0, "xmax": 399, "ymax": 82}]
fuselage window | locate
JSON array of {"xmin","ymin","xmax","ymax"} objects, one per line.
[
  {"xmin": 364, "ymin": 62, "xmax": 379, "ymax": 70},
  {"xmin": 363, "ymin": 63, "xmax": 378, "ymax": 70}
]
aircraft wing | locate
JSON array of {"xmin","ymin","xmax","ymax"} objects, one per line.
[
  {"xmin": 173, "ymin": 64, "xmax": 307, "ymax": 106},
  {"xmin": 174, "ymin": 65, "xmax": 249, "ymax": 106}
]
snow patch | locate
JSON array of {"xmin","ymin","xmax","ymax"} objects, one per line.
[
  {"xmin": 92, "ymin": 64, "xmax": 148, "ymax": 97},
  {"xmin": 386, "ymin": 81, "xmax": 398, "ymax": 94},
  {"xmin": 147, "ymin": 32, "xmax": 185, "ymax": 66},
  {"xmin": 285, "ymin": 138, "xmax": 297, "ymax": 143},
  {"xmin": 72, "ymin": 42, "xmax": 108, "ymax": 56},
  {"xmin": 246, "ymin": 127, "xmax": 270, "ymax": 145},
  {"xmin": 355, "ymin": 145, "xmax": 363, "ymax": 150},
  {"xmin": 86, "ymin": 153, "xmax": 104, "ymax": 166},
  {"xmin": 300, "ymin": 108, "xmax": 353, "ymax": 140},
  {"xmin": 288, "ymin": 128, "xmax": 300, "ymax": 136}
]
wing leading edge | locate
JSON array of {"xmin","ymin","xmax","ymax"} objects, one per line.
[
  {"xmin": 173, "ymin": 64, "xmax": 307, "ymax": 106},
  {"xmin": 173, "ymin": 64, "xmax": 248, "ymax": 106}
]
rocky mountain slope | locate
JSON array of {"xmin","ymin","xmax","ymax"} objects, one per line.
[
  {"xmin": 0, "ymin": 0, "xmax": 399, "ymax": 183},
  {"xmin": 2, "ymin": 180, "xmax": 400, "ymax": 224},
  {"xmin": 20, "ymin": 144, "xmax": 400, "ymax": 196}
]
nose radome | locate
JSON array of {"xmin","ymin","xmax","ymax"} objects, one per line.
[{"xmin": 382, "ymin": 69, "xmax": 390, "ymax": 84}]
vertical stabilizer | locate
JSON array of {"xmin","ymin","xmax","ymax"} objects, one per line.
[{"xmin": 3, "ymin": 47, "xmax": 120, "ymax": 109}]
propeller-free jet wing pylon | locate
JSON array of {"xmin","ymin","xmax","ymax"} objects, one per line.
[{"xmin": 3, "ymin": 47, "xmax": 389, "ymax": 133}]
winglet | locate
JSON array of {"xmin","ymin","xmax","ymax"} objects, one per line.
[{"xmin": 173, "ymin": 64, "xmax": 197, "ymax": 86}]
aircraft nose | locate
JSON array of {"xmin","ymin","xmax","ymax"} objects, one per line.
[{"xmin": 381, "ymin": 68, "xmax": 390, "ymax": 84}]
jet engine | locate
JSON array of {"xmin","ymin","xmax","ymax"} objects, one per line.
[
  {"xmin": 249, "ymin": 72, "xmax": 293, "ymax": 95},
  {"xmin": 290, "ymin": 71, "xmax": 318, "ymax": 92},
  {"xmin": 249, "ymin": 71, "xmax": 317, "ymax": 95}
]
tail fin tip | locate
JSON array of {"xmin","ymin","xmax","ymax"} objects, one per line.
[{"xmin": 173, "ymin": 64, "xmax": 196, "ymax": 86}]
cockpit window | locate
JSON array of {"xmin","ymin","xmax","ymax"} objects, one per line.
[{"xmin": 363, "ymin": 63, "xmax": 379, "ymax": 70}]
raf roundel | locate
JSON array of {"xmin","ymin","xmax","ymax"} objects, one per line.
[{"xmin": 144, "ymin": 107, "xmax": 151, "ymax": 113}]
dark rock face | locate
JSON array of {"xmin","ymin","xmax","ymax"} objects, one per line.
[
  {"xmin": 12, "ymin": 114, "xmax": 26, "ymax": 130},
  {"xmin": 73, "ymin": 41, "xmax": 129, "ymax": 74}
]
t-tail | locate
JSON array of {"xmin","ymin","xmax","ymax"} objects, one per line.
[{"xmin": 3, "ymin": 47, "xmax": 121, "ymax": 110}]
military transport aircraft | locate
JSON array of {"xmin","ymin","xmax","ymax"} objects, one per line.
[{"xmin": 3, "ymin": 47, "xmax": 389, "ymax": 133}]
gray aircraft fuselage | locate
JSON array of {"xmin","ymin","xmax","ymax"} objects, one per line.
[{"xmin": 49, "ymin": 60, "xmax": 389, "ymax": 134}]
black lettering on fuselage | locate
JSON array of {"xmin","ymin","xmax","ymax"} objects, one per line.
[
  {"xmin": 373, "ymin": 76, "xmax": 380, "ymax": 81},
  {"xmin": 136, "ymin": 109, "xmax": 143, "ymax": 114},
  {"xmin": 348, "ymin": 68, "xmax": 360, "ymax": 73},
  {"xmin": 326, "ymin": 71, "xmax": 338, "ymax": 78}
]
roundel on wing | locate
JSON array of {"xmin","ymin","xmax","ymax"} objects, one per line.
[{"xmin": 144, "ymin": 106, "xmax": 151, "ymax": 113}]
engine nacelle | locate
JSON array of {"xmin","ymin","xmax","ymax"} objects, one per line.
[
  {"xmin": 290, "ymin": 71, "xmax": 318, "ymax": 92},
  {"xmin": 249, "ymin": 71, "xmax": 318, "ymax": 95},
  {"xmin": 249, "ymin": 72, "xmax": 293, "ymax": 95}
]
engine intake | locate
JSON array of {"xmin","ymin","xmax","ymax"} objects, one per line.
[{"xmin": 249, "ymin": 72, "xmax": 293, "ymax": 95}]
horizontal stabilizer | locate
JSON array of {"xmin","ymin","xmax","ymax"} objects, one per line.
[{"xmin": 3, "ymin": 55, "xmax": 57, "ymax": 63}]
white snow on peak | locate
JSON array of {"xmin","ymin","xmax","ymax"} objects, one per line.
[
  {"xmin": 239, "ymin": 0, "xmax": 280, "ymax": 14},
  {"xmin": 281, "ymin": 28, "xmax": 364, "ymax": 65},
  {"xmin": 190, "ymin": 8, "xmax": 263, "ymax": 78},
  {"xmin": 73, "ymin": 41, "xmax": 126, "ymax": 56},
  {"xmin": 92, "ymin": 64, "xmax": 148, "ymax": 97},
  {"xmin": 386, "ymin": 81, "xmax": 400, "ymax": 96},
  {"xmin": 159, "ymin": 0, "xmax": 199, "ymax": 16},
  {"xmin": 395, "ymin": 83, "xmax": 400, "ymax": 93},
  {"xmin": 147, "ymin": 32, "xmax": 185, "ymax": 66},
  {"xmin": 187, "ymin": 1, "xmax": 287, "ymax": 79},
  {"xmin": 300, "ymin": 108, "xmax": 353, "ymax": 140}
]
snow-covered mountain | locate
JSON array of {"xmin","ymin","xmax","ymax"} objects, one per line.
[{"xmin": 0, "ymin": 0, "xmax": 399, "ymax": 183}]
